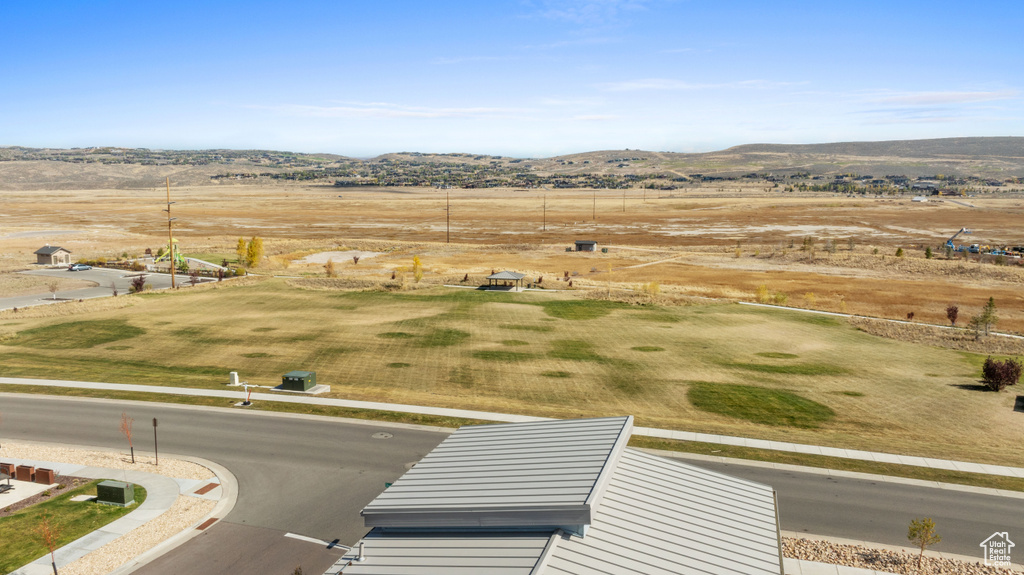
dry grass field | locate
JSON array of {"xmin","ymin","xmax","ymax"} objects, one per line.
[
  {"xmin": 1, "ymin": 183, "xmax": 1022, "ymax": 469},
  {"xmin": 0, "ymin": 278, "xmax": 1020, "ymax": 467},
  {"xmin": 2, "ymin": 184, "xmax": 1021, "ymax": 330}
]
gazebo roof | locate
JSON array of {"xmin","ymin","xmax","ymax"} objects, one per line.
[{"xmin": 487, "ymin": 271, "xmax": 526, "ymax": 281}]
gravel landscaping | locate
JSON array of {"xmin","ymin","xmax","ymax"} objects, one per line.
[
  {"xmin": 0, "ymin": 441, "xmax": 217, "ymax": 574},
  {"xmin": 784, "ymin": 537, "xmax": 1017, "ymax": 574}
]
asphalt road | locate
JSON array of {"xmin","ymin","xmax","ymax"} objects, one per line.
[
  {"xmin": 1, "ymin": 268, "xmax": 195, "ymax": 310},
  {"xmin": 1, "ymin": 394, "xmax": 1020, "ymax": 569}
]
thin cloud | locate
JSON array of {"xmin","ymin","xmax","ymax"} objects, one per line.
[
  {"xmin": 598, "ymin": 78, "xmax": 803, "ymax": 92},
  {"xmin": 524, "ymin": 0, "xmax": 651, "ymax": 25},
  {"xmin": 252, "ymin": 102, "xmax": 529, "ymax": 119},
  {"xmin": 572, "ymin": 114, "xmax": 618, "ymax": 121},
  {"xmin": 870, "ymin": 90, "xmax": 1018, "ymax": 106},
  {"xmin": 432, "ymin": 55, "xmax": 514, "ymax": 65}
]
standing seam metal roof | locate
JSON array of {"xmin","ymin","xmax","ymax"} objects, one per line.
[
  {"xmin": 362, "ymin": 417, "xmax": 631, "ymax": 529},
  {"xmin": 339, "ymin": 417, "xmax": 782, "ymax": 575}
]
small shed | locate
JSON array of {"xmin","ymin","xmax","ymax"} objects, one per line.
[
  {"xmin": 486, "ymin": 271, "xmax": 526, "ymax": 291},
  {"xmin": 34, "ymin": 245, "xmax": 72, "ymax": 266},
  {"xmin": 574, "ymin": 240, "xmax": 597, "ymax": 252},
  {"xmin": 282, "ymin": 370, "xmax": 316, "ymax": 391}
]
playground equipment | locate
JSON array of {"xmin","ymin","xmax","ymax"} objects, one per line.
[
  {"xmin": 945, "ymin": 228, "xmax": 971, "ymax": 252},
  {"xmin": 153, "ymin": 238, "xmax": 187, "ymax": 267}
]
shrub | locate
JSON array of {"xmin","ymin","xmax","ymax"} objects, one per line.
[
  {"xmin": 895, "ymin": 247, "xmax": 904, "ymax": 257},
  {"xmin": 981, "ymin": 356, "xmax": 1022, "ymax": 391},
  {"xmin": 925, "ymin": 246, "xmax": 933, "ymax": 259},
  {"xmin": 945, "ymin": 304, "xmax": 958, "ymax": 327},
  {"xmin": 129, "ymin": 276, "xmax": 147, "ymax": 294},
  {"xmin": 755, "ymin": 284, "xmax": 770, "ymax": 304}
]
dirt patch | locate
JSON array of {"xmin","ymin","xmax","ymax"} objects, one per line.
[{"xmin": 295, "ymin": 250, "xmax": 382, "ymax": 264}]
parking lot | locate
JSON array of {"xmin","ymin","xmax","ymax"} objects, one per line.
[{"xmin": 0, "ymin": 267, "xmax": 199, "ymax": 310}]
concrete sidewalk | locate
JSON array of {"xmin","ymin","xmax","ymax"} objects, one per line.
[
  {"xmin": 3, "ymin": 376, "xmax": 1024, "ymax": 481},
  {"xmin": 4, "ymin": 451, "xmax": 234, "ymax": 575}
]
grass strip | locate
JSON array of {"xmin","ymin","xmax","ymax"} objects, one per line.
[
  {"xmin": 628, "ymin": 436, "xmax": 1024, "ymax": 492},
  {"xmin": 2, "ymin": 386, "xmax": 492, "ymax": 429},
  {"xmin": 4, "ymin": 386, "xmax": 1022, "ymax": 493},
  {"xmin": 0, "ymin": 480, "xmax": 147, "ymax": 573}
]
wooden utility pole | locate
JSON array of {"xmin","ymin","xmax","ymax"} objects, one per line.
[{"xmin": 165, "ymin": 178, "xmax": 176, "ymax": 288}]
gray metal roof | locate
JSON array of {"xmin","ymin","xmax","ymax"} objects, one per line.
[
  {"xmin": 34, "ymin": 246, "xmax": 70, "ymax": 255},
  {"xmin": 334, "ymin": 532, "xmax": 556, "ymax": 575},
  {"xmin": 487, "ymin": 271, "xmax": 527, "ymax": 280},
  {"xmin": 541, "ymin": 448, "xmax": 780, "ymax": 575},
  {"xmin": 338, "ymin": 417, "xmax": 782, "ymax": 575},
  {"xmin": 361, "ymin": 417, "xmax": 632, "ymax": 532}
]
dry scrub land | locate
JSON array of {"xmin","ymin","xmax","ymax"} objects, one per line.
[
  {"xmin": 1, "ymin": 278, "xmax": 1020, "ymax": 469},
  {"xmin": 2, "ymin": 185, "xmax": 1022, "ymax": 331}
]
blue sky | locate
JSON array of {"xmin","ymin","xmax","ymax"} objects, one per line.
[{"xmin": 2, "ymin": 1, "xmax": 1021, "ymax": 157}]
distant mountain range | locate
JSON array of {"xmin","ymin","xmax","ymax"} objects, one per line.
[{"xmin": 1, "ymin": 137, "xmax": 1022, "ymax": 190}]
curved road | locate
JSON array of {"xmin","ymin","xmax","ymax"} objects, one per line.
[{"xmin": 1, "ymin": 394, "xmax": 1019, "ymax": 571}]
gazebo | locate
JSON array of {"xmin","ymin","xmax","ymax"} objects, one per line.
[{"xmin": 485, "ymin": 271, "xmax": 526, "ymax": 291}]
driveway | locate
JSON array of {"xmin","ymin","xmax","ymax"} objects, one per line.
[{"xmin": 0, "ymin": 268, "xmax": 200, "ymax": 311}]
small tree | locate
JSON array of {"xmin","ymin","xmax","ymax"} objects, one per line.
[
  {"xmin": 236, "ymin": 237, "xmax": 247, "ymax": 265},
  {"xmin": 412, "ymin": 256, "xmax": 423, "ymax": 283},
  {"xmin": 352, "ymin": 255, "xmax": 360, "ymax": 265},
  {"xmin": 48, "ymin": 281, "xmax": 59, "ymax": 300},
  {"xmin": 246, "ymin": 237, "xmax": 264, "ymax": 267},
  {"xmin": 945, "ymin": 304, "xmax": 959, "ymax": 327},
  {"xmin": 120, "ymin": 412, "xmax": 135, "ymax": 464},
  {"xmin": 906, "ymin": 312, "xmax": 914, "ymax": 321},
  {"xmin": 188, "ymin": 270, "xmax": 200, "ymax": 286},
  {"xmin": 130, "ymin": 275, "xmax": 147, "ymax": 293},
  {"xmin": 755, "ymin": 284, "xmax": 770, "ymax": 304},
  {"xmin": 36, "ymin": 515, "xmax": 60, "ymax": 575},
  {"xmin": 981, "ymin": 357, "xmax": 1022, "ymax": 391},
  {"xmin": 907, "ymin": 518, "xmax": 941, "ymax": 568},
  {"xmin": 895, "ymin": 247, "xmax": 904, "ymax": 257},
  {"xmin": 981, "ymin": 297, "xmax": 998, "ymax": 335},
  {"xmin": 925, "ymin": 246, "xmax": 933, "ymax": 259},
  {"xmin": 324, "ymin": 259, "xmax": 336, "ymax": 278}
]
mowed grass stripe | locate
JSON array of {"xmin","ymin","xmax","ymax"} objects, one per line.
[{"xmin": 1, "ymin": 278, "xmax": 1020, "ymax": 467}]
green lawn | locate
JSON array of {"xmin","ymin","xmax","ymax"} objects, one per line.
[
  {"xmin": 0, "ymin": 481, "xmax": 147, "ymax": 573},
  {"xmin": 1, "ymin": 278, "xmax": 1020, "ymax": 467}
]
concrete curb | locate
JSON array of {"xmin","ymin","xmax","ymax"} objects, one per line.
[
  {"xmin": 108, "ymin": 453, "xmax": 239, "ymax": 575},
  {"xmin": 3, "ymin": 442, "xmax": 236, "ymax": 575}
]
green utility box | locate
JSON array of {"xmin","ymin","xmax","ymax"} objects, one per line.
[
  {"xmin": 282, "ymin": 370, "xmax": 316, "ymax": 391},
  {"xmin": 97, "ymin": 480, "xmax": 135, "ymax": 507}
]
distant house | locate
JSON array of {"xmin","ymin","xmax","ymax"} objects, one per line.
[
  {"xmin": 34, "ymin": 245, "xmax": 72, "ymax": 266},
  {"xmin": 574, "ymin": 240, "xmax": 597, "ymax": 252}
]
